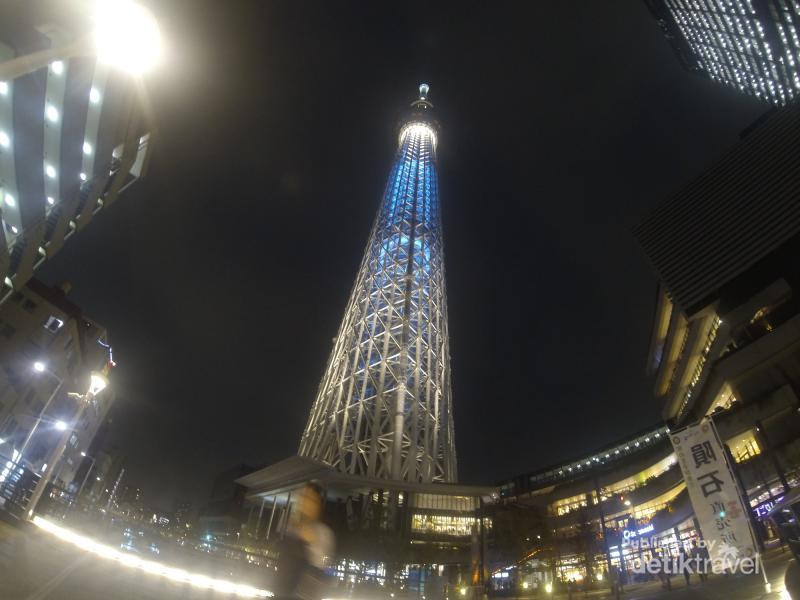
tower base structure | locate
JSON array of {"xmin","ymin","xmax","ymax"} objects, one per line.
[{"xmin": 236, "ymin": 457, "xmax": 496, "ymax": 597}]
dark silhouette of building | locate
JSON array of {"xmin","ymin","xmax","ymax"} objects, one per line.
[{"xmin": 197, "ymin": 464, "xmax": 254, "ymax": 540}]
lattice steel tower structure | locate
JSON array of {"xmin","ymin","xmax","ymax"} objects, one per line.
[{"xmin": 299, "ymin": 84, "xmax": 457, "ymax": 483}]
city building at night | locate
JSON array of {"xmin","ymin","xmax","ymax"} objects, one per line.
[
  {"xmin": 240, "ymin": 85, "xmax": 491, "ymax": 594},
  {"xmin": 0, "ymin": 5, "xmax": 153, "ymax": 301},
  {"xmin": 497, "ymin": 426, "xmax": 685, "ymax": 587},
  {"xmin": 628, "ymin": 98, "xmax": 800, "ymax": 575},
  {"xmin": 0, "ymin": 279, "xmax": 114, "ymax": 499},
  {"xmin": 115, "ymin": 481, "xmax": 144, "ymax": 520},
  {"xmin": 485, "ymin": 102, "xmax": 800, "ymax": 590},
  {"xmin": 645, "ymin": 0, "xmax": 800, "ymax": 105},
  {"xmin": 634, "ymin": 99, "xmax": 800, "ymax": 426},
  {"xmin": 197, "ymin": 463, "xmax": 255, "ymax": 541},
  {"xmin": 173, "ymin": 500, "xmax": 194, "ymax": 529},
  {"xmin": 495, "ymin": 407, "xmax": 797, "ymax": 588}
]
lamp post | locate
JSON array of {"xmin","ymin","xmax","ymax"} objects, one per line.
[
  {"xmin": 25, "ymin": 370, "xmax": 109, "ymax": 520},
  {"xmin": 17, "ymin": 362, "xmax": 66, "ymax": 466},
  {"xmin": 0, "ymin": 0, "xmax": 161, "ymax": 82}
]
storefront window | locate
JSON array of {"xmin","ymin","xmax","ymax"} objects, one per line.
[
  {"xmin": 551, "ymin": 493, "xmax": 590, "ymax": 516},
  {"xmin": 727, "ymin": 429, "xmax": 761, "ymax": 463},
  {"xmin": 411, "ymin": 513, "xmax": 478, "ymax": 537}
]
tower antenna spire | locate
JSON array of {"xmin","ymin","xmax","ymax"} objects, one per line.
[{"xmin": 419, "ymin": 82, "xmax": 429, "ymax": 99}]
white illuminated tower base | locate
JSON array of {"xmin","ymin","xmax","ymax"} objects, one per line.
[{"xmin": 299, "ymin": 84, "xmax": 457, "ymax": 484}]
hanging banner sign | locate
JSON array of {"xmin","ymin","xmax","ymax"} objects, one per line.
[{"xmin": 671, "ymin": 419, "xmax": 758, "ymax": 572}]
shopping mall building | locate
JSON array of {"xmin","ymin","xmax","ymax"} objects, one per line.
[
  {"xmin": 492, "ymin": 100, "xmax": 800, "ymax": 590},
  {"xmin": 495, "ymin": 404, "xmax": 793, "ymax": 588}
]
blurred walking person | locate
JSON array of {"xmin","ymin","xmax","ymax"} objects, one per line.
[
  {"xmin": 679, "ymin": 547, "xmax": 691, "ymax": 587},
  {"xmin": 274, "ymin": 483, "xmax": 335, "ymax": 600},
  {"xmin": 692, "ymin": 540, "xmax": 709, "ymax": 583}
]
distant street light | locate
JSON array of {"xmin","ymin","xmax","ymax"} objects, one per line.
[
  {"xmin": 0, "ymin": 0, "xmax": 162, "ymax": 82},
  {"xmin": 54, "ymin": 421, "xmax": 68, "ymax": 432},
  {"xmin": 33, "ymin": 361, "xmax": 46, "ymax": 373}
]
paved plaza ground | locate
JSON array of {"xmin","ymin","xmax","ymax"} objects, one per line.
[{"xmin": 0, "ymin": 514, "xmax": 796, "ymax": 600}]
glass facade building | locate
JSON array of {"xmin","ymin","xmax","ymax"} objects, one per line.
[
  {"xmin": 646, "ymin": 0, "xmax": 800, "ymax": 105},
  {"xmin": 299, "ymin": 85, "xmax": 457, "ymax": 483}
]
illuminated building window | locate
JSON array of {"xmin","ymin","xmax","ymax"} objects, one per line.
[
  {"xmin": 602, "ymin": 453, "xmax": 678, "ymax": 498},
  {"xmin": 727, "ymin": 429, "xmax": 761, "ymax": 463},
  {"xmin": 411, "ymin": 513, "xmax": 477, "ymax": 537},
  {"xmin": 676, "ymin": 315, "xmax": 721, "ymax": 419},
  {"xmin": 411, "ymin": 494, "xmax": 478, "ymax": 511},
  {"xmin": 707, "ymin": 383, "xmax": 737, "ymax": 415},
  {"xmin": 43, "ymin": 315, "xmax": 64, "ymax": 333},
  {"xmin": 605, "ymin": 483, "xmax": 686, "ymax": 522},
  {"xmin": 551, "ymin": 493, "xmax": 590, "ymax": 516}
]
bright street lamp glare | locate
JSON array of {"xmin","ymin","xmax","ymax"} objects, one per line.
[
  {"xmin": 94, "ymin": 0, "xmax": 162, "ymax": 75},
  {"xmin": 80, "ymin": 451, "xmax": 87, "ymax": 457},
  {"xmin": 54, "ymin": 420, "xmax": 68, "ymax": 431},
  {"xmin": 89, "ymin": 372, "xmax": 109, "ymax": 396},
  {"xmin": 33, "ymin": 361, "xmax": 46, "ymax": 373}
]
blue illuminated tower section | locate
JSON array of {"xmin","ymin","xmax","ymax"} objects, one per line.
[{"xmin": 299, "ymin": 84, "xmax": 457, "ymax": 483}]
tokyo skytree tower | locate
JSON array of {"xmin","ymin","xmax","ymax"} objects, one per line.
[{"xmin": 299, "ymin": 84, "xmax": 457, "ymax": 483}]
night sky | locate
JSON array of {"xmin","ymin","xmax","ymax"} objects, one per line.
[{"xmin": 39, "ymin": 1, "xmax": 765, "ymax": 509}]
